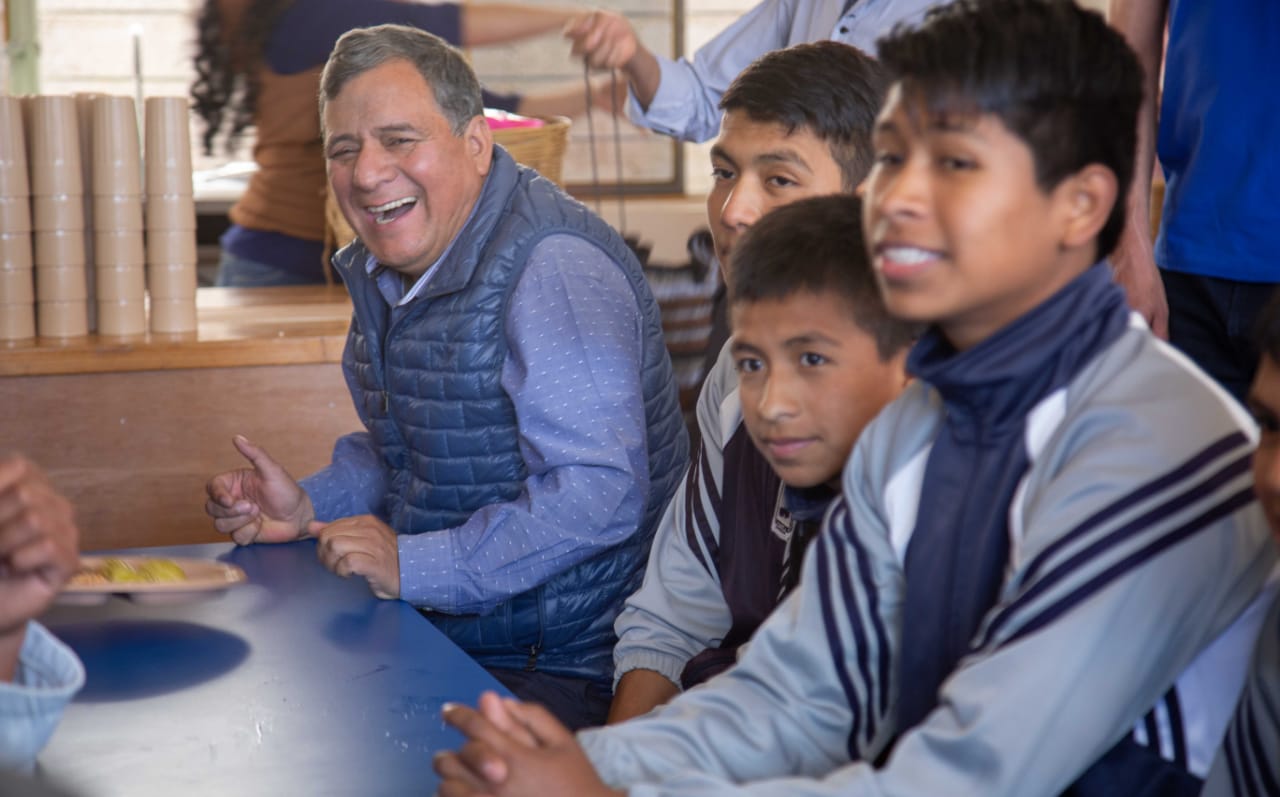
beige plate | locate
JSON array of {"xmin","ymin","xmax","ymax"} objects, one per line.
[{"xmin": 57, "ymin": 556, "xmax": 248, "ymax": 606}]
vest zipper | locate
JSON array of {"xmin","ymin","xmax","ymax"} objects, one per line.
[
  {"xmin": 382, "ymin": 390, "xmax": 390, "ymax": 414},
  {"xmin": 525, "ymin": 643, "xmax": 541, "ymax": 672}
]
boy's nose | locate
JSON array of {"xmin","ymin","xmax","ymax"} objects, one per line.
[
  {"xmin": 871, "ymin": 160, "xmax": 928, "ymax": 220},
  {"xmin": 757, "ymin": 374, "xmax": 800, "ymax": 421},
  {"xmin": 720, "ymin": 182, "xmax": 763, "ymax": 231}
]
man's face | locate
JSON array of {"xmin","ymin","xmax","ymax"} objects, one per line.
[
  {"xmin": 1248, "ymin": 355, "xmax": 1280, "ymax": 540},
  {"xmin": 731, "ymin": 291, "xmax": 905, "ymax": 489},
  {"xmin": 324, "ymin": 58, "xmax": 492, "ymax": 279},
  {"xmin": 706, "ymin": 110, "xmax": 846, "ymax": 283},
  {"xmin": 862, "ymin": 84, "xmax": 1092, "ymax": 351}
]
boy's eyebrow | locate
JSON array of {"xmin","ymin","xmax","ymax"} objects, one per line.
[
  {"xmin": 752, "ymin": 149, "xmax": 814, "ymax": 173},
  {"xmin": 710, "ymin": 144, "xmax": 738, "ymax": 167},
  {"xmin": 781, "ymin": 330, "xmax": 843, "ymax": 348},
  {"xmin": 729, "ymin": 337, "xmax": 763, "ymax": 356}
]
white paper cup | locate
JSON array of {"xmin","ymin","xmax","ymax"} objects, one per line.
[
  {"xmin": 146, "ymin": 228, "xmax": 197, "ymax": 265},
  {"xmin": 96, "ymin": 298, "xmax": 147, "ymax": 338},
  {"xmin": 0, "ymin": 266, "xmax": 35, "ymax": 303},
  {"xmin": 37, "ymin": 299, "xmax": 89, "ymax": 339},
  {"xmin": 147, "ymin": 262, "xmax": 196, "ymax": 299},
  {"xmin": 0, "ymin": 195, "xmax": 32, "ymax": 234},
  {"xmin": 95, "ymin": 264, "xmax": 146, "ymax": 301},
  {"xmin": 149, "ymin": 296, "xmax": 196, "ymax": 334},
  {"xmin": 0, "ymin": 232, "xmax": 33, "ymax": 269},
  {"xmin": 33, "ymin": 229, "xmax": 87, "ymax": 267},
  {"xmin": 32, "ymin": 194, "xmax": 85, "ymax": 233},
  {"xmin": 36, "ymin": 264, "xmax": 89, "ymax": 302},
  {"xmin": 0, "ymin": 301, "xmax": 36, "ymax": 341},
  {"xmin": 144, "ymin": 193, "xmax": 196, "ymax": 231},
  {"xmin": 92, "ymin": 193, "xmax": 144, "ymax": 231}
]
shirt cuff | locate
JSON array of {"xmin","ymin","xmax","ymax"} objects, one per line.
[
  {"xmin": 614, "ymin": 649, "xmax": 688, "ymax": 691},
  {"xmin": 0, "ymin": 622, "xmax": 84, "ymax": 772},
  {"xmin": 396, "ymin": 530, "xmax": 458, "ymax": 611}
]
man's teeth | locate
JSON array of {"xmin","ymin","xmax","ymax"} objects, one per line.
[
  {"xmin": 883, "ymin": 246, "xmax": 936, "ymax": 264},
  {"xmin": 369, "ymin": 197, "xmax": 416, "ymax": 214}
]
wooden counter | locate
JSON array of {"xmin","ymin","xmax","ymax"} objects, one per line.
[{"xmin": 0, "ymin": 287, "xmax": 362, "ymax": 551}]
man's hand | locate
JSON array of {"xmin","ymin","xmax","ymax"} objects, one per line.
[
  {"xmin": 1111, "ymin": 217, "xmax": 1169, "ymax": 339},
  {"xmin": 312, "ymin": 515, "xmax": 400, "ymax": 599},
  {"xmin": 0, "ymin": 454, "xmax": 79, "ymax": 674},
  {"xmin": 564, "ymin": 10, "xmax": 661, "ymax": 110},
  {"xmin": 435, "ymin": 694, "xmax": 622, "ymax": 797},
  {"xmin": 205, "ymin": 435, "xmax": 315, "ymax": 546}
]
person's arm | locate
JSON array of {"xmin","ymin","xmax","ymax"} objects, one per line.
[
  {"xmin": 458, "ymin": 3, "xmax": 580, "ymax": 47},
  {"xmin": 0, "ymin": 622, "xmax": 85, "ymax": 773},
  {"xmin": 1200, "ymin": 592, "xmax": 1280, "ymax": 797},
  {"xmin": 590, "ymin": 405, "xmax": 1277, "ymax": 797},
  {"xmin": 395, "ymin": 235, "xmax": 652, "ymax": 613},
  {"xmin": 1107, "ymin": 0, "xmax": 1170, "ymax": 337},
  {"xmin": 298, "ymin": 431, "xmax": 389, "ymax": 523},
  {"xmin": 565, "ymin": 0, "xmax": 793, "ymax": 142},
  {"xmin": 0, "ymin": 455, "xmax": 85, "ymax": 772},
  {"xmin": 608, "ymin": 346, "xmax": 740, "ymax": 723}
]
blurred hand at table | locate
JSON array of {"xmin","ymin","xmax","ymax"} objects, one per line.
[
  {"xmin": 436, "ymin": 693, "xmax": 621, "ymax": 797},
  {"xmin": 0, "ymin": 454, "xmax": 79, "ymax": 646},
  {"xmin": 205, "ymin": 435, "xmax": 316, "ymax": 546},
  {"xmin": 311, "ymin": 515, "xmax": 400, "ymax": 599}
]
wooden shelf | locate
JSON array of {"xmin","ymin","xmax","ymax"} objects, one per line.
[{"xmin": 0, "ymin": 285, "xmax": 353, "ymax": 376}]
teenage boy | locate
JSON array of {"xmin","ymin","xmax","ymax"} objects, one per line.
[
  {"xmin": 606, "ymin": 41, "xmax": 896, "ymax": 722},
  {"xmin": 1202, "ymin": 300, "xmax": 1280, "ymax": 797},
  {"xmin": 434, "ymin": 2, "xmax": 1278, "ymax": 794}
]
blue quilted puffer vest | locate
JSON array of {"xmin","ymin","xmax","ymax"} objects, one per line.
[{"xmin": 331, "ymin": 147, "xmax": 688, "ymax": 684}]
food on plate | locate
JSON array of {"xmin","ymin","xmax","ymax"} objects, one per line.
[{"xmin": 69, "ymin": 557, "xmax": 187, "ymax": 586}]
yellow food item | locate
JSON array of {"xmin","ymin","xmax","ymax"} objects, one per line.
[{"xmin": 80, "ymin": 558, "xmax": 187, "ymax": 584}]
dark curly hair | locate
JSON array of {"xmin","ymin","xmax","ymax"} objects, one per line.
[{"xmin": 190, "ymin": 0, "xmax": 294, "ymax": 155}]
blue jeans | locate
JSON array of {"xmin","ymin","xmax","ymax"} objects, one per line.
[{"xmin": 215, "ymin": 250, "xmax": 327, "ymax": 288}]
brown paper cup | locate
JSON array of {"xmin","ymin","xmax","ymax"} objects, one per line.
[
  {"xmin": 146, "ymin": 228, "xmax": 197, "ymax": 266},
  {"xmin": 0, "ymin": 232, "xmax": 33, "ymax": 269},
  {"xmin": 96, "ymin": 298, "xmax": 147, "ymax": 338},
  {"xmin": 147, "ymin": 262, "xmax": 196, "ymax": 299},
  {"xmin": 29, "ymin": 96, "xmax": 85, "ymax": 197},
  {"xmin": 144, "ymin": 193, "xmax": 196, "ymax": 231},
  {"xmin": 33, "ymin": 229, "xmax": 87, "ymax": 266},
  {"xmin": 0, "ymin": 96, "xmax": 30, "ymax": 197},
  {"xmin": 0, "ymin": 266, "xmax": 35, "ymax": 303},
  {"xmin": 95, "ymin": 264, "xmax": 145, "ymax": 301},
  {"xmin": 149, "ymin": 296, "xmax": 197, "ymax": 334},
  {"xmin": 94, "ymin": 229, "xmax": 145, "ymax": 266},
  {"xmin": 144, "ymin": 97, "xmax": 194, "ymax": 196},
  {"xmin": 32, "ymin": 194, "xmax": 85, "ymax": 232},
  {"xmin": 0, "ymin": 195, "xmax": 32, "ymax": 234},
  {"xmin": 92, "ymin": 193, "xmax": 144, "ymax": 231},
  {"xmin": 0, "ymin": 302, "xmax": 36, "ymax": 341},
  {"xmin": 36, "ymin": 264, "xmax": 89, "ymax": 302},
  {"xmin": 37, "ymin": 299, "xmax": 89, "ymax": 339},
  {"xmin": 92, "ymin": 96, "xmax": 142, "ymax": 196}
]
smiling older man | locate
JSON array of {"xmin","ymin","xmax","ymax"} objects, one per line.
[{"xmin": 204, "ymin": 24, "xmax": 688, "ymax": 729}]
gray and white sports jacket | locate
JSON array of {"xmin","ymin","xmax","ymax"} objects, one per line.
[{"xmin": 581, "ymin": 265, "xmax": 1278, "ymax": 797}]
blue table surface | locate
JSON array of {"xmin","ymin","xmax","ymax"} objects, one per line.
[{"xmin": 37, "ymin": 541, "xmax": 506, "ymax": 797}]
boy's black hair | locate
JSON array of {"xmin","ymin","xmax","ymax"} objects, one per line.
[
  {"xmin": 729, "ymin": 195, "xmax": 919, "ymax": 360},
  {"xmin": 719, "ymin": 41, "xmax": 889, "ymax": 191},
  {"xmin": 876, "ymin": 0, "xmax": 1142, "ymax": 258},
  {"xmin": 1256, "ymin": 290, "xmax": 1280, "ymax": 364}
]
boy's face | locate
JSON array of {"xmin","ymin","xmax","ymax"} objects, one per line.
[
  {"xmin": 1248, "ymin": 355, "xmax": 1280, "ymax": 540},
  {"xmin": 862, "ymin": 85, "xmax": 1093, "ymax": 350},
  {"xmin": 731, "ymin": 291, "xmax": 905, "ymax": 489},
  {"xmin": 707, "ymin": 110, "xmax": 846, "ymax": 281}
]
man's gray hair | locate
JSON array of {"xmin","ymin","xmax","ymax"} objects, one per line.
[{"xmin": 319, "ymin": 24, "xmax": 484, "ymax": 136}]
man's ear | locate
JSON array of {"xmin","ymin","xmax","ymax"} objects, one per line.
[
  {"xmin": 1056, "ymin": 163, "xmax": 1117, "ymax": 251},
  {"xmin": 464, "ymin": 114, "xmax": 495, "ymax": 177}
]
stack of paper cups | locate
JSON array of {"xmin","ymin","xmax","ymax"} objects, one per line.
[
  {"xmin": 92, "ymin": 96, "xmax": 146, "ymax": 339},
  {"xmin": 29, "ymin": 95, "xmax": 88, "ymax": 339},
  {"xmin": 0, "ymin": 96, "xmax": 35, "ymax": 341},
  {"xmin": 75, "ymin": 92, "xmax": 101, "ymax": 331},
  {"xmin": 144, "ymin": 97, "xmax": 197, "ymax": 335}
]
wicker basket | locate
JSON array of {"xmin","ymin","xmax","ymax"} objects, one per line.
[{"xmin": 323, "ymin": 115, "xmax": 572, "ymax": 259}]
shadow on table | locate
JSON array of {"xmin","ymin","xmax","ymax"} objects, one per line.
[{"xmin": 53, "ymin": 620, "xmax": 249, "ymax": 702}]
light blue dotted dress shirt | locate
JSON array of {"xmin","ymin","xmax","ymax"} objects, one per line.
[{"xmin": 300, "ymin": 234, "xmax": 651, "ymax": 614}]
